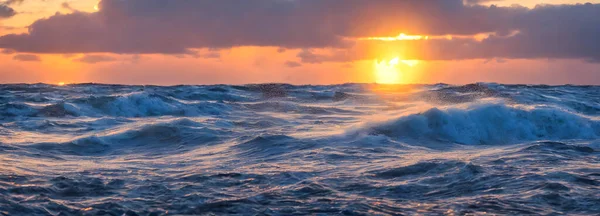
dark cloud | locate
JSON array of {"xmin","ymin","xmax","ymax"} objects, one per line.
[
  {"xmin": 284, "ymin": 61, "xmax": 302, "ymax": 68},
  {"xmin": 297, "ymin": 49, "xmax": 351, "ymax": 64},
  {"xmin": 61, "ymin": 2, "xmax": 75, "ymax": 12},
  {"xmin": 0, "ymin": 0, "xmax": 519, "ymax": 53},
  {"xmin": 0, "ymin": 0, "xmax": 598, "ymax": 63},
  {"xmin": 13, "ymin": 54, "xmax": 40, "ymax": 61},
  {"xmin": 0, "ymin": 0, "xmax": 20, "ymax": 18},
  {"xmin": 75, "ymin": 54, "xmax": 116, "ymax": 64},
  {"xmin": 297, "ymin": 50, "xmax": 324, "ymax": 64},
  {"xmin": 0, "ymin": 4, "xmax": 16, "ymax": 18},
  {"xmin": 296, "ymin": 4, "xmax": 600, "ymax": 63},
  {"xmin": 299, "ymin": 28, "xmax": 600, "ymax": 63}
]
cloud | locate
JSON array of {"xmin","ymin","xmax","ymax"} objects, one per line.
[
  {"xmin": 0, "ymin": 0, "xmax": 598, "ymax": 63},
  {"xmin": 74, "ymin": 54, "xmax": 144, "ymax": 64},
  {"xmin": 296, "ymin": 4, "xmax": 600, "ymax": 63},
  {"xmin": 0, "ymin": 4, "xmax": 16, "ymax": 18},
  {"xmin": 61, "ymin": 2, "xmax": 75, "ymax": 12},
  {"xmin": 13, "ymin": 54, "xmax": 40, "ymax": 61},
  {"xmin": 75, "ymin": 54, "xmax": 116, "ymax": 64},
  {"xmin": 1, "ymin": 48, "xmax": 14, "ymax": 54},
  {"xmin": 0, "ymin": 0, "xmax": 20, "ymax": 19},
  {"xmin": 284, "ymin": 61, "xmax": 302, "ymax": 68},
  {"xmin": 0, "ymin": 0, "xmax": 518, "ymax": 53},
  {"xmin": 297, "ymin": 49, "xmax": 351, "ymax": 64},
  {"xmin": 297, "ymin": 50, "xmax": 324, "ymax": 64}
]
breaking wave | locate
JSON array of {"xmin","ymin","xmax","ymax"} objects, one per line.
[{"xmin": 361, "ymin": 103, "xmax": 600, "ymax": 145}]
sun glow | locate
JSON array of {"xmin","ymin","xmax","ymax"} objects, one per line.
[
  {"xmin": 57, "ymin": 82, "xmax": 66, "ymax": 86},
  {"xmin": 400, "ymin": 60, "xmax": 419, "ymax": 67},
  {"xmin": 375, "ymin": 57, "xmax": 402, "ymax": 84},
  {"xmin": 361, "ymin": 33, "xmax": 427, "ymax": 41},
  {"xmin": 374, "ymin": 57, "xmax": 420, "ymax": 84},
  {"xmin": 359, "ymin": 32, "xmax": 517, "ymax": 42}
]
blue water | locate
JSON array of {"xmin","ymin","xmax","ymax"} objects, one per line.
[{"xmin": 1, "ymin": 83, "xmax": 599, "ymax": 215}]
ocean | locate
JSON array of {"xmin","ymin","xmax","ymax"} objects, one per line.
[{"xmin": 1, "ymin": 83, "xmax": 599, "ymax": 215}]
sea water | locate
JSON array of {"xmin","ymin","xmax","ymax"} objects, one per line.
[{"xmin": 1, "ymin": 83, "xmax": 599, "ymax": 215}]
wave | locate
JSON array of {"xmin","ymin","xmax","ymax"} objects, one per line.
[
  {"xmin": 1, "ymin": 92, "xmax": 232, "ymax": 119},
  {"xmin": 372, "ymin": 160, "xmax": 479, "ymax": 179},
  {"xmin": 242, "ymin": 101, "xmax": 359, "ymax": 114},
  {"xmin": 70, "ymin": 92, "xmax": 231, "ymax": 117},
  {"xmin": 234, "ymin": 135, "xmax": 316, "ymax": 159},
  {"xmin": 358, "ymin": 103, "xmax": 600, "ymax": 145},
  {"xmin": 27, "ymin": 118, "xmax": 223, "ymax": 155}
]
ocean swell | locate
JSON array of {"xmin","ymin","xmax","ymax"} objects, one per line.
[
  {"xmin": 362, "ymin": 103, "xmax": 600, "ymax": 145},
  {"xmin": 1, "ymin": 83, "xmax": 600, "ymax": 215}
]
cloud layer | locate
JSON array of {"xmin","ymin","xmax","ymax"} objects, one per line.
[{"xmin": 0, "ymin": 0, "xmax": 598, "ymax": 62}]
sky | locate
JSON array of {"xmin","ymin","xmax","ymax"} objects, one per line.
[{"xmin": 0, "ymin": 0, "xmax": 599, "ymax": 85}]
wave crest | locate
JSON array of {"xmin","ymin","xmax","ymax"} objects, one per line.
[{"xmin": 361, "ymin": 104, "xmax": 600, "ymax": 145}]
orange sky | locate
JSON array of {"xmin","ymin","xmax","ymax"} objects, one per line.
[{"xmin": 1, "ymin": 0, "xmax": 600, "ymax": 85}]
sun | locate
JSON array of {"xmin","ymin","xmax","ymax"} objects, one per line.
[
  {"xmin": 374, "ymin": 57, "xmax": 421, "ymax": 84},
  {"xmin": 57, "ymin": 82, "xmax": 66, "ymax": 86},
  {"xmin": 375, "ymin": 57, "xmax": 402, "ymax": 84}
]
